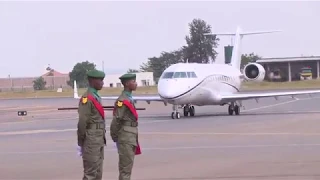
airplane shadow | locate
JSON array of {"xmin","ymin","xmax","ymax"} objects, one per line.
[{"xmin": 140, "ymin": 111, "xmax": 320, "ymax": 120}]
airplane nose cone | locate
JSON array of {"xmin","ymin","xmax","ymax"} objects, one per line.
[
  {"xmin": 158, "ymin": 80, "xmax": 177, "ymax": 99},
  {"xmin": 158, "ymin": 89, "xmax": 175, "ymax": 99}
]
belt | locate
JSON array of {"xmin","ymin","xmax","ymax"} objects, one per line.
[
  {"xmin": 86, "ymin": 123, "xmax": 105, "ymax": 129},
  {"xmin": 122, "ymin": 121, "xmax": 138, "ymax": 127}
]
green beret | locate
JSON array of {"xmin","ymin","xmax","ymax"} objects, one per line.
[
  {"xmin": 119, "ymin": 73, "xmax": 136, "ymax": 81},
  {"xmin": 87, "ymin": 69, "xmax": 105, "ymax": 79}
]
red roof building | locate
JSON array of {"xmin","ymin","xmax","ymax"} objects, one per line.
[{"xmin": 41, "ymin": 70, "xmax": 68, "ymax": 77}]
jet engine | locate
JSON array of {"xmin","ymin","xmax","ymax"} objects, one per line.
[{"xmin": 243, "ymin": 63, "xmax": 266, "ymax": 82}]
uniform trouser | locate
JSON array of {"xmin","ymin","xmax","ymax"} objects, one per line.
[
  {"xmin": 117, "ymin": 143, "xmax": 136, "ymax": 180},
  {"xmin": 82, "ymin": 145, "xmax": 104, "ymax": 180}
]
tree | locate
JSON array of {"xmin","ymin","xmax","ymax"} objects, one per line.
[
  {"xmin": 140, "ymin": 61, "xmax": 153, "ymax": 72},
  {"xmin": 47, "ymin": 69, "xmax": 54, "ymax": 76},
  {"xmin": 137, "ymin": 18, "xmax": 219, "ymax": 81},
  {"xmin": 33, "ymin": 77, "xmax": 46, "ymax": 90},
  {"xmin": 182, "ymin": 18, "xmax": 219, "ymax": 63},
  {"xmin": 140, "ymin": 50, "xmax": 184, "ymax": 82},
  {"xmin": 46, "ymin": 66, "xmax": 54, "ymax": 76},
  {"xmin": 241, "ymin": 53, "xmax": 262, "ymax": 69},
  {"xmin": 127, "ymin": 69, "xmax": 139, "ymax": 73},
  {"xmin": 67, "ymin": 61, "xmax": 96, "ymax": 88}
]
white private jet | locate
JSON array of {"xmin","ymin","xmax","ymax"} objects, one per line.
[{"xmin": 73, "ymin": 26, "xmax": 320, "ymax": 119}]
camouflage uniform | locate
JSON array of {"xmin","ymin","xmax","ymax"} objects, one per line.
[
  {"xmin": 110, "ymin": 73, "xmax": 141, "ymax": 180},
  {"xmin": 77, "ymin": 70, "xmax": 106, "ymax": 180}
]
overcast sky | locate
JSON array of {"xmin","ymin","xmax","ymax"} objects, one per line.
[{"xmin": 0, "ymin": 1, "xmax": 320, "ymax": 78}]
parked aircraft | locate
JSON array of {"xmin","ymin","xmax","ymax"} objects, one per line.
[{"xmin": 73, "ymin": 26, "xmax": 320, "ymax": 119}]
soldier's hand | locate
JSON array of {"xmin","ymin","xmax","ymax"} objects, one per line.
[
  {"xmin": 111, "ymin": 136, "xmax": 118, "ymax": 142},
  {"xmin": 77, "ymin": 145, "xmax": 83, "ymax": 157}
]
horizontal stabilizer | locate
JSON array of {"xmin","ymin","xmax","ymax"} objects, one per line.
[
  {"xmin": 240, "ymin": 30, "xmax": 282, "ymax": 35},
  {"xmin": 205, "ymin": 30, "xmax": 282, "ymax": 36},
  {"xmin": 206, "ymin": 33, "xmax": 235, "ymax": 36}
]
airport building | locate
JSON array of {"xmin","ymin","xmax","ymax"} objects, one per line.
[
  {"xmin": 103, "ymin": 72, "xmax": 155, "ymax": 88},
  {"xmin": 223, "ymin": 46, "xmax": 320, "ymax": 82},
  {"xmin": 256, "ymin": 56, "xmax": 320, "ymax": 82},
  {"xmin": 0, "ymin": 70, "xmax": 70, "ymax": 92},
  {"xmin": 0, "ymin": 70, "xmax": 155, "ymax": 92}
]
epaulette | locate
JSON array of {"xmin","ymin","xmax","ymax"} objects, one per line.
[
  {"xmin": 116, "ymin": 100, "xmax": 123, "ymax": 107},
  {"xmin": 81, "ymin": 95, "xmax": 88, "ymax": 104}
]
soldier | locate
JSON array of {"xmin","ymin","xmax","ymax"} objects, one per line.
[
  {"xmin": 110, "ymin": 73, "xmax": 141, "ymax": 180},
  {"xmin": 77, "ymin": 69, "xmax": 106, "ymax": 180}
]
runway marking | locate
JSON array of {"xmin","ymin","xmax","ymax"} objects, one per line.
[
  {"xmin": 24, "ymin": 109, "xmax": 60, "ymax": 113},
  {"xmin": 0, "ymin": 105, "xmax": 51, "ymax": 111},
  {"xmin": 285, "ymin": 110, "xmax": 320, "ymax": 114},
  {"xmin": 0, "ymin": 117, "xmax": 76, "ymax": 125},
  {"xmin": 0, "ymin": 120, "xmax": 171, "ymax": 136},
  {"xmin": 242, "ymin": 99, "xmax": 298, "ymax": 112},
  {"xmin": 139, "ymin": 120, "xmax": 171, "ymax": 124},
  {"xmin": 2, "ymin": 143, "xmax": 320, "ymax": 155},
  {"xmin": 242, "ymin": 96, "xmax": 320, "ymax": 112},
  {"xmin": 138, "ymin": 132, "xmax": 320, "ymax": 136},
  {"xmin": 0, "ymin": 128, "xmax": 79, "ymax": 135},
  {"xmin": 3, "ymin": 129, "xmax": 320, "ymax": 136},
  {"xmin": 241, "ymin": 110, "xmax": 320, "ymax": 114},
  {"xmin": 127, "ymin": 143, "xmax": 320, "ymax": 150}
]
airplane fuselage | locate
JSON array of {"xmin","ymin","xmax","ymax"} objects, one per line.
[{"xmin": 157, "ymin": 63, "xmax": 242, "ymax": 106}]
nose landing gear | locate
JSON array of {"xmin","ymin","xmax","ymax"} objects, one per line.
[
  {"xmin": 171, "ymin": 104, "xmax": 195, "ymax": 119},
  {"xmin": 171, "ymin": 105, "xmax": 181, "ymax": 119}
]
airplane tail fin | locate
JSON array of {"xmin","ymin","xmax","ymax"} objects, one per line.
[
  {"xmin": 206, "ymin": 27, "xmax": 281, "ymax": 70},
  {"xmin": 73, "ymin": 80, "xmax": 79, "ymax": 99}
]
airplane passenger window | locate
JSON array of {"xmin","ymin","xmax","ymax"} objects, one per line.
[
  {"xmin": 162, "ymin": 72, "xmax": 174, "ymax": 79},
  {"xmin": 173, "ymin": 72, "xmax": 187, "ymax": 78}
]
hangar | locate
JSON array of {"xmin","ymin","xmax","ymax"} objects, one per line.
[
  {"xmin": 103, "ymin": 72, "xmax": 154, "ymax": 88},
  {"xmin": 256, "ymin": 56, "xmax": 320, "ymax": 82}
]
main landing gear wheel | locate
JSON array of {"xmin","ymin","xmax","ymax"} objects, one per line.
[
  {"xmin": 183, "ymin": 104, "xmax": 195, "ymax": 117},
  {"xmin": 228, "ymin": 103, "xmax": 240, "ymax": 115}
]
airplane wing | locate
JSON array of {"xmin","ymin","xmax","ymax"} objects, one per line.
[
  {"xmin": 73, "ymin": 81, "xmax": 165, "ymax": 104},
  {"xmin": 219, "ymin": 89, "xmax": 320, "ymax": 102},
  {"xmin": 100, "ymin": 95, "xmax": 163, "ymax": 102}
]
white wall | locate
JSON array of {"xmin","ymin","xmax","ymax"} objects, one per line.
[{"xmin": 103, "ymin": 72, "xmax": 154, "ymax": 88}]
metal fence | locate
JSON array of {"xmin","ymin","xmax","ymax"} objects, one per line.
[{"xmin": 0, "ymin": 76, "xmax": 72, "ymax": 92}]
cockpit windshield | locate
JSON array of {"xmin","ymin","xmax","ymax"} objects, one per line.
[
  {"xmin": 161, "ymin": 72, "xmax": 174, "ymax": 79},
  {"xmin": 173, "ymin": 72, "xmax": 187, "ymax": 78},
  {"xmin": 161, "ymin": 71, "xmax": 197, "ymax": 79}
]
